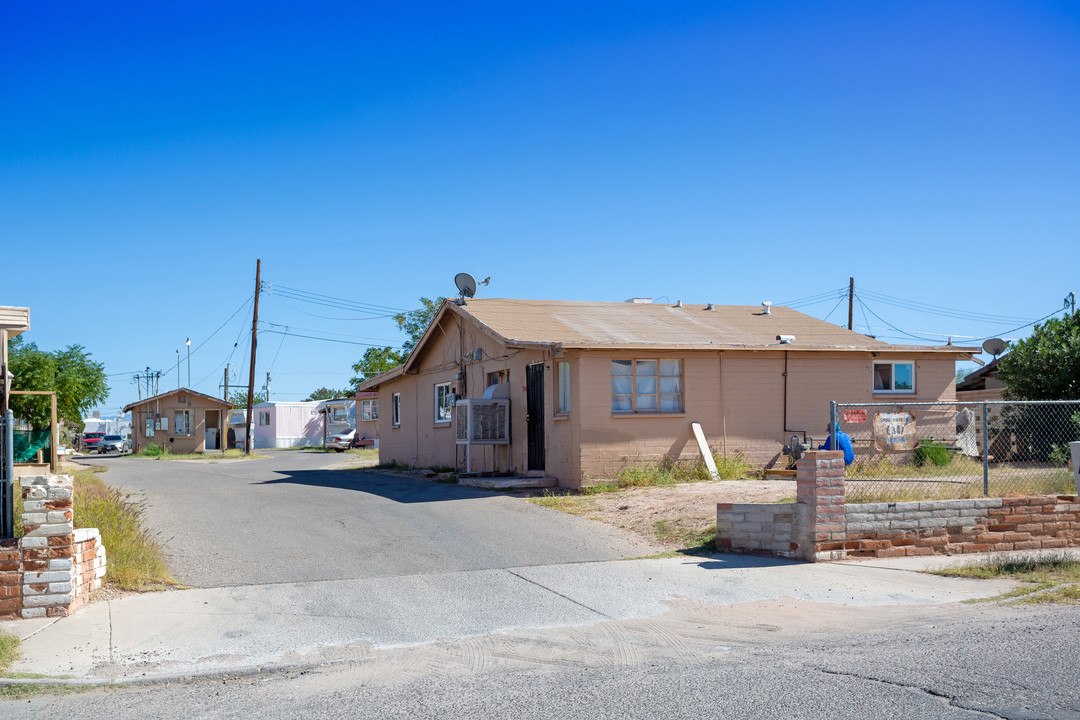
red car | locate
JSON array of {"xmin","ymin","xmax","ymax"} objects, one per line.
[{"xmin": 81, "ymin": 431, "xmax": 106, "ymax": 453}]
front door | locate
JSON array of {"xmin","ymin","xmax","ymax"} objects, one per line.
[
  {"xmin": 526, "ymin": 363, "xmax": 545, "ymax": 472},
  {"xmin": 205, "ymin": 410, "xmax": 220, "ymax": 451}
]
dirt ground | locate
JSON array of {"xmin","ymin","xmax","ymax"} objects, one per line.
[{"xmin": 530, "ymin": 480, "xmax": 797, "ymax": 552}]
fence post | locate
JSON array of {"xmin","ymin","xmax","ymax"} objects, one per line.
[
  {"xmin": 830, "ymin": 400, "xmax": 837, "ymax": 450},
  {"xmin": 982, "ymin": 401, "xmax": 990, "ymax": 496},
  {"xmin": 2, "ymin": 410, "xmax": 13, "ymax": 539}
]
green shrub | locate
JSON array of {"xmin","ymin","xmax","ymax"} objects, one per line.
[
  {"xmin": 134, "ymin": 444, "xmax": 165, "ymax": 457},
  {"xmin": 912, "ymin": 438, "xmax": 952, "ymax": 467}
]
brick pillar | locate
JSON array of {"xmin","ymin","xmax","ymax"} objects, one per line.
[
  {"xmin": 0, "ymin": 538, "xmax": 19, "ymax": 618},
  {"xmin": 20, "ymin": 475, "xmax": 76, "ymax": 619},
  {"xmin": 793, "ymin": 450, "xmax": 847, "ymax": 562}
]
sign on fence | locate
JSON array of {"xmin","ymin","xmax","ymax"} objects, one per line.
[
  {"xmin": 843, "ymin": 408, "xmax": 867, "ymax": 424},
  {"xmin": 873, "ymin": 412, "xmax": 917, "ymax": 451}
]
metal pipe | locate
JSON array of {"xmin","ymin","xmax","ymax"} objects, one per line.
[
  {"xmin": 982, "ymin": 401, "xmax": 990, "ymax": 496},
  {"xmin": 830, "ymin": 401, "xmax": 837, "ymax": 457},
  {"xmin": 2, "ymin": 410, "xmax": 13, "ymax": 539}
]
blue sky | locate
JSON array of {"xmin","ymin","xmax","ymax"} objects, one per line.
[{"xmin": 2, "ymin": 1, "xmax": 1078, "ymax": 417}]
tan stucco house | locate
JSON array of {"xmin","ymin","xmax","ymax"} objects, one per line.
[
  {"xmin": 123, "ymin": 388, "xmax": 231, "ymax": 454},
  {"xmin": 358, "ymin": 298, "xmax": 976, "ymax": 487}
]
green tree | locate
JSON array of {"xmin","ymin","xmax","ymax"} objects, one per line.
[
  {"xmin": 228, "ymin": 390, "xmax": 267, "ymax": 408},
  {"xmin": 305, "ymin": 387, "xmax": 351, "ymax": 401},
  {"xmin": 349, "ymin": 297, "xmax": 444, "ymax": 386},
  {"xmin": 997, "ymin": 311, "xmax": 1080, "ymax": 400},
  {"xmin": 7, "ymin": 336, "xmax": 109, "ymax": 429}
]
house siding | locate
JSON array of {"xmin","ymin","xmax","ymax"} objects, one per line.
[
  {"xmin": 128, "ymin": 392, "xmax": 228, "ymax": 454},
  {"xmin": 367, "ymin": 310, "xmax": 964, "ymax": 488}
]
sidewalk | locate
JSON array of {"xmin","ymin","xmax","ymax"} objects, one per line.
[{"xmin": 1, "ymin": 552, "xmax": 1019, "ymax": 683}]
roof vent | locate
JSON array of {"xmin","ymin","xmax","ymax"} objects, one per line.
[
  {"xmin": 705, "ymin": 303, "xmax": 714, "ymax": 311},
  {"xmin": 762, "ymin": 301, "xmax": 772, "ymax": 315},
  {"xmin": 625, "ymin": 297, "xmax": 653, "ymax": 304},
  {"xmin": 776, "ymin": 335, "xmax": 795, "ymax": 344},
  {"xmin": 675, "ymin": 300, "xmax": 682, "ymax": 308}
]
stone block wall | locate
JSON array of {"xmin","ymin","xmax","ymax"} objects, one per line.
[
  {"xmin": 715, "ymin": 504, "xmax": 797, "ymax": 557},
  {"xmin": 716, "ymin": 450, "xmax": 845, "ymax": 562},
  {"xmin": 843, "ymin": 496, "xmax": 1080, "ymax": 559},
  {"xmin": 0, "ymin": 475, "xmax": 107, "ymax": 620},
  {"xmin": 716, "ymin": 453, "xmax": 1080, "ymax": 562}
]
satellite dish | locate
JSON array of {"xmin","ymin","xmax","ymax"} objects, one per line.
[
  {"xmin": 454, "ymin": 272, "xmax": 477, "ymax": 303},
  {"xmin": 982, "ymin": 338, "xmax": 1006, "ymax": 357}
]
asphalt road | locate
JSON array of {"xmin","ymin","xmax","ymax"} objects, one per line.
[
  {"xmin": 74, "ymin": 450, "xmax": 654, "ymax": 587},
  {"xmin": 8, "ymin": 603, "xmax": 1079, "ymax": 719}
]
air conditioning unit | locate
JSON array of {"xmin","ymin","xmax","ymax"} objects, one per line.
[{"xmin": 455, "ymin": 399, "xmax": 509, "ymax": 444}]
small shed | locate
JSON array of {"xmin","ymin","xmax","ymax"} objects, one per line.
[
  {"xmin": 252, "ymin": 401, "xmax": 323, "ymax": 448},
  {"xmin": 123, "ymin": 388, "xmax": 231, "ymax": 454}
]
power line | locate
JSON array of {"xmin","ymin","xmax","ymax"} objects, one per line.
[
  {"xmin": 259, "ymin": 329, "xmax": 405, "ymax": 348},
  {"xmin": 266, "ymin": 292, "xmax": 404, "ymax": 321},
  {"xmin": 857, "ymin": 288, "xmax": 1035, "ymax": 324},
  {"xmin": 267, "ymin": 284, "xmax": 409, "ymax": 314},
  {"xmin": 855, "ymin": 297, "xmax": 943, "ymax": 343}
]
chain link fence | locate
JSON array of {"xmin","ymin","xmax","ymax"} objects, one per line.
[{"xmin": 830, "ymin": 400, "xmax": 1080, "ymax": 502}]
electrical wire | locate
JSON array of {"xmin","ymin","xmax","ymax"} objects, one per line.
[
  {"xmin": 259, "ymin": 329, "xmax": 405, "ymax": 348},
  {"xmin": 858, "ymin": 288, "xmax": 1035, "ymax": 324},
  {"xmin": 969, "ymin": 309, "xmax": 1065, "ymax": 343},
  {"xmin": 267, "ymin": 293, "xmax": 404, "ymax": 321},
  {"xmin": 267, "ymin": 284, "xmax": 409, "ymax": 313},
  {"xmin": 821, "ymin": 295, "xmax": 848, "ymax": 323},
  {"xmin": 855, "ymin": 297, "xmax": 945, "ymax": 343}
]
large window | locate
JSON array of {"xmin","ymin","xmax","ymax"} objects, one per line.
[
  {"xmin": 174, "ymin": 409, "xmax": 194, "ymax": 436},
  {"xmin": 612, "ymin": 359, "xmax": 682, "ymax": 413},
  {"xmin": 392, "ymin": 393, "xmax": 401, "ymax": 427},
  {"xmin": 873, "ymin": 361, "xmax": 915, "ymax": 393},
  {"xmin": 557, "ymin": 361, "xmax": 570, "ymax": 414},
  {"xmin": 360, "ymin": 399, "xmax": 379, "ymax": 421},
  {"xmin": 435, "ymin": 382, "xmax": 453, "ymax": 423}
]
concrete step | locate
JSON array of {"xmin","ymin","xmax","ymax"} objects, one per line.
[{"xmin": 458, "ymin": 475, "xmax": 558, "ymax": 490}]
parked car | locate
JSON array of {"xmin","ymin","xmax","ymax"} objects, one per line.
[
  {"xmin": 81, "ymin": 432, "xmax": 106, "ymax": 453},
  {"xmin": 100, "ymin": 435, "xmax": 130, "ymax": 454},
  {"xmin": 325, "ymin": 428, "xmax": 356, "ymax": 452}
]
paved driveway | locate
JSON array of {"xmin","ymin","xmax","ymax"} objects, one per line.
[{"xmin": 76, "ymin": 450, "xmax": 654, "ymax": 588}]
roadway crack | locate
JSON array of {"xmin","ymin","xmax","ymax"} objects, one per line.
[
  {"xmin": 812, "ymin": 667, "xmax": 1030, "ymax": 719},
  {"xmin": 505, "ymin": 570, "xmax": 611, "ymax": 620}
]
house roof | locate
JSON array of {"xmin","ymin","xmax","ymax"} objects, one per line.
[
  {"xmin": 957, "ymin": 355, "xmax": 1003, "ymax": 391},
  {"xmin": 122, "ymin": 387, "xmax": 232, "ymax": 413},
  {"xmin": 358, "ymin": 298, "xmax": 978, "ymax": 391},
  {"xmin": 0, "ymin": 306, "xmax": 30, "ymax": 336}
]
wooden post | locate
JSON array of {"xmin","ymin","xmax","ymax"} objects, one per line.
[
  {"xmin": 50, "ymin": 392, "xmax": 58, "ymax": 472},
  {"xmin": 847, "ymin": 277, "xmax": 854, "ymax": 331},
  {"xmin": 245, "ymin": 259, "xmax": 261, "ymax": 455}
]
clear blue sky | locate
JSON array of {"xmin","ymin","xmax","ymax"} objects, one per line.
[{"xmin": 2, "ymin": 1, "xmax": 1077, "ymax": 417}]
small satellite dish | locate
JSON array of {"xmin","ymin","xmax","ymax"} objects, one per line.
[
  {"xmin": 454, "ymin": 273, "xmax": 477, "ymax": 303},
  {"xmin": 982, "ymin": 338, "xmax": 1006, "ymax": 357}
]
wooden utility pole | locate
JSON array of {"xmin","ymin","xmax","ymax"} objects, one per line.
[
  {"xmin": 847, "ymin": 277, "xmax": 854, "ymax": 331},
  {"xmin": 265, "ymin": 371, "xmax": 271, "ymax": 402},
  {"xmin": 223, "ymin": 367, "xmax": 229, "ymax": 401},
  {"xmin": 223, "ymin": 366, "xmax": 229, "ymax": 454},
  {"xmin": 245, "ymin": 259, "xmax": 261, "ymax": 455}
]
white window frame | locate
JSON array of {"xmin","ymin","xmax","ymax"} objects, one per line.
[
  {"xmin": 557, "ymin": 361, "xmax": 570, "ymax": 414},
  {"xmin": 392, "ymin": 393, "xmax": 401, "ymax": 427},
  {"xmin": 873, "ymin": 360, "xmax": 915, "ymax": 394},
  {"xmin": 611, "ymin": 359, "xmax": 683, "ymax": 414},
  {"xmin": 435, "ymin": 382, "xmax": 452, "ymax": 424},
  {"xmin": 360, "ymin": 399, "xmax": 379, "ymax": 421},
  {"xmin": 330, "ymin": 406, "xmax": 349, "ymax": 424},
  {"xmin": 174, "ymin": 409, "xmax": 194, "ymax": 437}
]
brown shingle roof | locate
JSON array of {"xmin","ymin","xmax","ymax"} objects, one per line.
[{"xmin": 451, "ymin": 299, "xmax": 974, "ymax": 353}]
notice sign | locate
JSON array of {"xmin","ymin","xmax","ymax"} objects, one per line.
[
  {"xmin": 873, "ymin": 412, "xmax": 917, "ymax": 451},
  {"xmin": 843, "ymin": 408, "xmax": 867, "ymax": 424}
]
